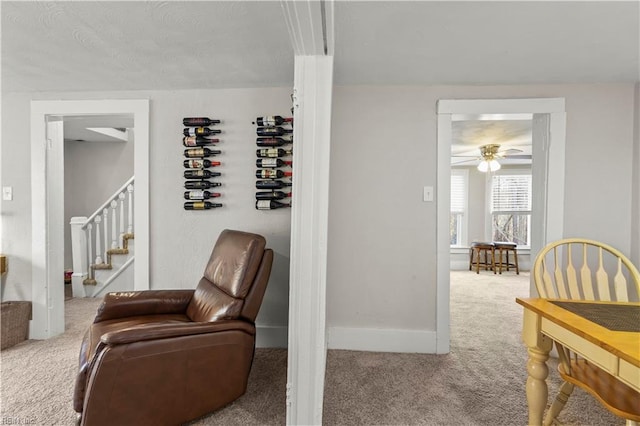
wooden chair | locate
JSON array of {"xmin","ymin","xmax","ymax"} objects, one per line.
[
  {"xmin": 493, "ymin": 241, "xmax": 519, "ymax": 274},
  {"xmin": 532, "ymin": 238, "xmax": 640, "ymax": 426},
  {"xmin": 469, "ymin": 242, "xmax": 496, "ymax": 274}
]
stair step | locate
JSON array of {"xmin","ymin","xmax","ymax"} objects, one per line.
[
  {"xmin": 107, "ymin": 248, "xmax": 129, "ymax": 255},
  {"xmin": 92, "ymin": 263, "xmax": 113, "ymax": 270}
]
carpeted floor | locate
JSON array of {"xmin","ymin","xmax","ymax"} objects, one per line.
[{"xmin": 0, "ymin": 271, "xmax": 623, "ymax": 425}]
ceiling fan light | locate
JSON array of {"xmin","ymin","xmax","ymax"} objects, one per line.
[
  {"xmin": 489, "ymin": 159, "xmax": 501, "ymax": 171},
  {"xmin": 477, "ymin": 160, "xmax": 489, "ymax": 172}
]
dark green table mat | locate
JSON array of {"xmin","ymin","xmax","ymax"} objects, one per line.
[{"xmin": 551, "ymin": 301, "xmax": 640, "ymax": 332}]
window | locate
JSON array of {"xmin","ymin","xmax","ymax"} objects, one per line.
[
  {"xmin": 450, "ymin": 169, "xmax": 468, "ymax": 247},
  {"xmin": 491, "ymin": 173, "xmax": 532, "ymax": 247}
]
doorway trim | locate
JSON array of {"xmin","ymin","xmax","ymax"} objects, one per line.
[
  {"xmin": 435, "ymin": 98, "xmax": 566, "ymax": 353},
  {"xmin": 30, "ymin": 99, "xmax": 149, "ymax": 339}
]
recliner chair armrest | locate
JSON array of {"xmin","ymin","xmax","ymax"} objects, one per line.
[
  {"xmin": 100, "ymin": 320, "xmax": 255, "ymax": 345},
  {"xmin": 94, "ymin": 290, "xmax": 195, "ymax": 323}
]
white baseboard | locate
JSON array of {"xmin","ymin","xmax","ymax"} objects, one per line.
[
  {"xmin": 256, "ymin": 325, "xmax": 288, "ymax": 348},
  {"xmin": 327, "ymin": 326, "xmax": 437, "ymax": 353}
]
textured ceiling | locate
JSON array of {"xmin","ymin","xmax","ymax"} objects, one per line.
[
  {"xmin": 1, "ymin": 1, "xmax": 294, "ymax": 92},
  {"xmin": 1, "ymin": 1, "xmax": 638, "ymax": 92},
  {"xmin": 451, "ymin": 118, "xmax": 532, "ymax": 166},
  {"xmin": 333, "ymin": 1, "xmax": 640, "ymax": 85}
]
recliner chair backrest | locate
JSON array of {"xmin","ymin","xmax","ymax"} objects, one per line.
[{"xmin": 186, "ymin": 229, "xmax": 270, "ymax": 322}]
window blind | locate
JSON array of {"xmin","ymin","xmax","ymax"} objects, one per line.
[
  {"xmin": 491, "ymin": 174, "xmax": 532, "ymax": 212},
  {"xmin": 451, "ymin": 173, "xmax": 466, "ymax": 213}
]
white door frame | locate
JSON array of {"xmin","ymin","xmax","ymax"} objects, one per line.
[
  {"xmin": 30, "ymin": 99, "xmax": 149, "ymax": 339},
  {"xmin": 435, "ymin": 98, "xmax": 566, "ymax": 353}
]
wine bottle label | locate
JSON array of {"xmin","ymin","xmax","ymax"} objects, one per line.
[
  {"xmin": 261, "ymin": 158, "xmax": 278, "ymax": 167},
  {"xmin": 186, "ymin": 170, "xmax": 205, "ymax": 178},
  {"xmin": 263, "ymin": 116, "xmax": 276, "ymax": 126},
  {"xmin": 188, "ymin": 190, "xmax": 205, "ymax": 199},
  {"xmin": 187, "ymin": 160, "xmax": 203, "ymax": 168},
  {"xmin": 193, "ymin": 202, "xmax": 205, "ymax": 209},
  {"xmin": 195, "ymin": 127, "xmax": 206, "ymax": 135},
  {"xmin": 184, "ymin": 136, "xmax": 197, "ymax": 146},
  {"xmin": 256, "ymin": 200, "xmax": 272, "ymax": 210},
  {"xmin": 185, "ymin": 148, "xmax": 204, "ymax": 157}
]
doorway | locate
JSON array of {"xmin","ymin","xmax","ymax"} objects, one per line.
[
  {"xmin": 30, "ymin": 99, "xmax": 149, "ymax": 339},
  {"xmin": 435, "ymin": 98, "xmax": 566, "ymax": 353}
]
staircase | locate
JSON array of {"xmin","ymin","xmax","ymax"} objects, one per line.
[{"xmin": 70, "ymin": 177, "xmax": 135, "ymax": 298}]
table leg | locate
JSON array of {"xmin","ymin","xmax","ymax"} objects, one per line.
[
  {"xmin": 526, "ymin": 347, "xmax": 550, "ymax": 425},
  {"xmin": 522, "ymin": 309, "xmax": 553, "ymax": 426}
]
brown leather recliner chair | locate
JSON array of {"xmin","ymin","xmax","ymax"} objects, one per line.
[{"xmin": 73, "ymin": 229, "xmax": 273, "ymax": 426}]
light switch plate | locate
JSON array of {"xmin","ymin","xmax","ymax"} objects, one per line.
[
  {"xmin": 423, "ymin": 186, "xmax": 433, "ymax": 202},
  {"xmin": 2, "ymin": 186, "xmax": 12, "ymax": 201}
]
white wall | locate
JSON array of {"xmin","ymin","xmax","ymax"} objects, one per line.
[
  {"xmin": 1, "ymin": 88, "xmax": 292, "ymax": 338},
  {"xmin": 632, "ymin": 82, "xmax": 640, "ymax": 267},
  {"xmin": 64, "ymin": 134, "xmax": 135, "ymax": 269},
  {"xmin": 2, "ymin": 83, "xmax": 637, "ymax": 351},
  {"xmin": 327, "ymin": 83, "xmax": 637, "ymax": 351}
]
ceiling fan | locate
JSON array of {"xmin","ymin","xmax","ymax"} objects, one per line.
[{"xmin": 451, "ymin": 144, "xmax": 531, "ymax": 172}]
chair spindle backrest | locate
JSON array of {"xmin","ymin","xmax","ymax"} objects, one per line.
[{"xmin": 533, "ymin": 238, "xmax": 640, "ymax": 302}]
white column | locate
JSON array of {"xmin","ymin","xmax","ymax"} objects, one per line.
[
  {"xmin": 94, "ymin": 216, "xmax": 103, "ymax": 264},
  {"xmin": 286, "ymin": 55, "xmax": 334, "ymax": 426},
  {"xmin": 127, "ymin": 184, "xmax": 134, "ymax": 234},
  {"xmin": 102, "ymin": 208, "xmax": 109, "ymax": 258},
  {"xmin": 70, "ymin": 217, "xmax": 88, "ymax": 298},
  {"xmin": 282, "ymin": 1, "xmax": 334, "ymax": 424},
  {"xmin": 87, "ymin": 223, "xmax": 94, "ymax": 271},
  {"xmin": 118, "ymin": 192, "xmax": 125, "ymax": 245},
  {"xmin": 110, "ymin": 200, "xmax": 118, "ymax": 249}
]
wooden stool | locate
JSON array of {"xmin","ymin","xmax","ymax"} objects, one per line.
[
  {"xmin": 469, "ymin": 242, "xmax": 496, "ymax": 274},
  {"xmin": 494, "ymin": 242, "xmax": 519, "ymax": 274}
]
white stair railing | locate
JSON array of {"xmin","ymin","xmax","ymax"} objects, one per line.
[{"xmin": 70, "ymin": 176, "xmax": 135, "ymax": 297}]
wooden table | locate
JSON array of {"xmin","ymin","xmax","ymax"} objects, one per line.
[{"xmin": 516, "ymin": 298, "xmax": 640, "ymax": 425}]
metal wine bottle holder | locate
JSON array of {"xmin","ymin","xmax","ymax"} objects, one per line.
[
  {"xmin": 253, "ymin": 115, "xmax": 294, "ymax": 210},
  {"xmin": 182, "ymin": 117, "xmax": 223, "ymax": 210}
]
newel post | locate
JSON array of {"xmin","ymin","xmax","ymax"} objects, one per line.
[{"xmin": 70, "ymin": 217, "xmax": 88, "ymax": 298}]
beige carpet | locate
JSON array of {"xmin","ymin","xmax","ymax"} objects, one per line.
[{"xmin": 0, "ymin": 272, "xmax": 623, "ymax": 425}]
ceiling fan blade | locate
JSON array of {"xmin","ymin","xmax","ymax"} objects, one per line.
[
  {"xmin": 451, "ymin": 158, "xmax": 478, "ymax": 165},
  {"xmin": 451, "ymin": 148, "xmax": 481, "ymax": 157},
  {"xmin": 499, "ymin": 148, "xmax": 524, "ymax": 155},
  {"xmin": 502, "ymin": 154, "xmax": 531, "ymax": 159}
]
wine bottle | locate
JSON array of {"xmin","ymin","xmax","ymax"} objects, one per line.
[
  {"xmin": 184, "ymin": 180, "xmax": 222, "ymax": 189},
  {"xmin": 184, "ymin": 169, "xmax": 221, "ymax": 179},
  {"xmin": 256, "ymin": 126, "xmax": 293, "ymax": 137},
  {"xmin": 255, "ymin": 158, "xmax": 292, "ymax": 168},
  {"xmin": 256, "ymin": 180, "xmax": 292, "ymax": 189},
  {"xmin": 184, "ymin": 201, "xmax": 223, "ymax": 210},
  {"xmin": 183, "ymin": 117, "xmax": 221, "ymax": 126},
  {"xmin": 256, "ymin": 148, "xmax": 293, "ymax": 158},
  {"xmin": 255, "ymin": 191, "xmax": 292, "ymax": 200},
  {"xmin": 255, "ymin": 200, "xmax": 291, "ymax": 210},
  {"xmin": 184, "ymin": 159, "xmax": 221, "ymax": 168},
  {"xmin": 183, "ymin": 136, "xmax": 220, "ymax": 147},
  {"xmin": 255, "ymin": 169, "xmax": 293, "ymax": 179},
  {"xmin": 256, "ymin": 137, "xmax": 292, "ymax": 147},
  {"xmin": 183, "ymin": 190, "xmax": 221, "ymax": 200},
  {"xmin": 183, "ymin": 147, "xmax": 222, "ymax": 158},
  {"xmin": 183, "ymin": 127, "xmax": 221, "ymax": 137},
  {"xmin": 252, "ymin": 116, "xmax": 293, "ymax": 126}
]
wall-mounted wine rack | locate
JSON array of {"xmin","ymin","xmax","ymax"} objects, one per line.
[
  {"xmin": 253, "ymin": 116, "xmax": 293, "ymax": 210},
  {"xmin": 182, "ymin": 117, "xmax": 223, "ymax": 210}
]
